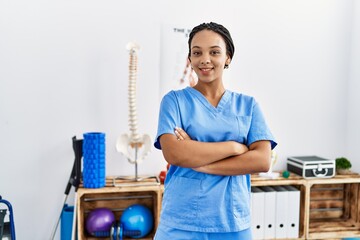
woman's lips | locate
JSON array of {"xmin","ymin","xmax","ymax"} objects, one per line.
[{"xmin": 199, "ymin": 67, "xmax": 213, "ymax": 73}]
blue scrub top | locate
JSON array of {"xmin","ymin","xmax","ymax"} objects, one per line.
[{"xmin": 154, "ymin": 87, "xmax": 277, "ymax": 232}]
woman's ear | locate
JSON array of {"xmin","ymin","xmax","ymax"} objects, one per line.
[
  {"xmin": 226, "ymin": 55, "xmax": 231, "ymax": 64},
  {"xmin": 225, "ymin": 58, "xmax": 231, "ymax": 69}
]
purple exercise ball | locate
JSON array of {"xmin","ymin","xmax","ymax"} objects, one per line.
[{"xmin": 86, "ymin": 207, "xmax": 115, "ymax": 236}]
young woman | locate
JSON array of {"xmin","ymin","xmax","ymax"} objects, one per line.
[{"xmin": 154, "ymin": 22, "xmax": 277, "ymax": 240}]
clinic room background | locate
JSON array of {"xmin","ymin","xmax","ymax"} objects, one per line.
[{"xmin": 1, "ymin": 0, "xmax": 360, "ymax": 239}]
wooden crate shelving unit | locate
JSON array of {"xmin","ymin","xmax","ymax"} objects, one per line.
[
  {"xmin": 252, "ymin": 172, "xmax": 360, "ymax": 239},
  {"xmin": 306, "ymin": 175, "xmax": 360, "ymax": 239},
  {"xmin": 76, "ymin": 174, "xmax": 360, "ymax": 240},
  {"xmin": 76, "ymin": 178, "xmax": 162, "ymax": 240},
  {"xmin": 251, "ymin": 173, "xmax": 307, "ymax": 239}
]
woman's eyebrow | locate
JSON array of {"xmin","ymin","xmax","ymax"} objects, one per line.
[{"xmin": 191, "ymin": 45, "xmax": 222, "ymax": 49}]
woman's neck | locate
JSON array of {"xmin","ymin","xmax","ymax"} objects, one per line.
[{"xmin": 193, "ymin": 82, "xmax": 225, "ymax": 107}]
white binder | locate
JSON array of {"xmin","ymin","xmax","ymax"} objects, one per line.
[
  {"xmin": 251, "ymin": 186, "xmax": 265, "ymax": 239},
  {"xmin": 260, "ymin": 186, "xmax": 276, "ymax": 239},
  {"xmin": 283, "ymin": 185, "xmax": 300, "ymax": 238},
  {"xmin": 273, "ymin": 186, "xmax": 289, "ymax": 239}
]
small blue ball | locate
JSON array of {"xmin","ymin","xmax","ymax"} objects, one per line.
[{"xmin": 120, "ymin": 204, "xmax": 154, "ymax": 238}]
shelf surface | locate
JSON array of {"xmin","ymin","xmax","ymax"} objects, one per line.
[{"xmin": 251, "ymin": 172, "xmax": 360, "ymax": 186}]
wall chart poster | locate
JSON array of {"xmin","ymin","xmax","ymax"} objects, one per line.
[{"xmin": 160, "ymin": 24, "xmax": 198, "ymax": 99}]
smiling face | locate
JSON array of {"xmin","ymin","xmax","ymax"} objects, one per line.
[{"xmin": 189, "ymin": 30, "xmax": 231, "ymax": 84}]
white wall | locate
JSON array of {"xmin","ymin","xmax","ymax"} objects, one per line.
[
  {"xmin": 226, "ymin": 1, "xmax": 352, "ymax": 162},
  {"xmin": 0, "ymin": 0, "xmax": 357, "ymax": 239},
  {"xmin": 347, "ymin": 1, "xmax": 360, "ymax": 170}
]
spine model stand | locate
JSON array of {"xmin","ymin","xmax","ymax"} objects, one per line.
[
  {"xmin": 115, "ymin": 42, "xmax": 159, "ymax": 187},
  {"xmin": 126, "ymin": 42, "xmax": 142, "ymax": 148}
]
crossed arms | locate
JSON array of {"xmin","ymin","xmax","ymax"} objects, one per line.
[{"xmin": 159, "ymin": 127, "xmax": 272, "ymax": 176}]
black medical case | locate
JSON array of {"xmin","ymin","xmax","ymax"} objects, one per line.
[{"xmin": 287, "ymin": 155, "xmax": 335, "ymax": 179}]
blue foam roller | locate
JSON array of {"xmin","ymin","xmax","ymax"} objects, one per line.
[{"xmin": 83, "ymin": 132, "xmax": 106, "ymax": 188}]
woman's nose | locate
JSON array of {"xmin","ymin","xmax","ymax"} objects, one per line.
[
  {"xmin": 200, "ymin": 53, "xmax": 211, "ymax": 64},
  {"xmin": 201, "ymin": 58, "xmax": 210, "ymax": 64}
]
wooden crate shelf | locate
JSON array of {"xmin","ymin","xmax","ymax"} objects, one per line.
[
  {"xmin": 76, "ymin": 178, "xmax": 162, "ymax": 240},
  {"xmin": 308, "ymin": 180, "xmax": 360, "ymax": 239},
  {"xmin": 252, "ymin": 172, "xmax": 360, "ymax": 239},
  {"xmin": 252, "ymin": 173, "xmax": 307, "ymax": 239},
  {"xmin": 76, "ymin": 174, "xmax": 360, "ymax": 240}
]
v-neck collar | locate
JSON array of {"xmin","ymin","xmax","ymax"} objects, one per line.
[{"xmin": 186, "ymin": 86, "xmax": 230, "ymax": 113}]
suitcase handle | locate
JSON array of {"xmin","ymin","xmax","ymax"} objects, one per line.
[{"xmin": 312, "ymin": 168, "xmax": 328, "ymax": 177}]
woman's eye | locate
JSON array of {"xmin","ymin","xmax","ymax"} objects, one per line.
[
  {"xmin": 211, "ymin": 51, "xmax": 220, "ymax": 55},
  {"xmin": 192, "ymin": 51, "xmax": 200, "ymax": 56}
]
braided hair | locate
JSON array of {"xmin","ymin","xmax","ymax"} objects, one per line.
[{"xmin": 188, "ymin": 22, "xmax": 235, "ymax": 68}]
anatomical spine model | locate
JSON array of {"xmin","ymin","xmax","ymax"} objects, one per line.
[{"xmin": 116, "ymin": 42, "xmax": 151, "ymax": 178}]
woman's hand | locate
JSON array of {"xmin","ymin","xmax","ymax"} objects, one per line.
[{"xmin": 174, "ymin": 127, "xmax": 191, "ymax": 141}]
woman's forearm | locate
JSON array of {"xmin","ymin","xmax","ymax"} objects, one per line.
[
  {"xmin": 159, "ymin": 133, "xmax": 248, "ymax": 168},
  {"xmin": 193, "ymin": 140, "xmax": 272, "ymax": 175}
]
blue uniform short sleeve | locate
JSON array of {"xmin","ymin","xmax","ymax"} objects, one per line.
[
  {"xmin": 247, "ymin": 102, "xmax": 277, "ymax": 149},
  {"xmin": 154, "ymin": 91, "xmax": 181, "ymax": 150}
]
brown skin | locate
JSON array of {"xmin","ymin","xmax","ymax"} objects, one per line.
[
  {"xmin": 160, "ymin": 131, "xmax": 249, "ymax": 169},
  {"xmin": 159, "ymin": 29, "xmax": 272, "ymax": 176}
]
